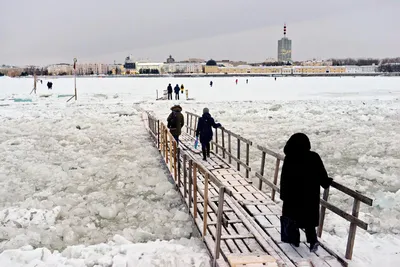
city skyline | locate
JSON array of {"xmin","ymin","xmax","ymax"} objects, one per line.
[{"xmin": 0, "ymin": 0, "xmax": 398, "ymax": 66}]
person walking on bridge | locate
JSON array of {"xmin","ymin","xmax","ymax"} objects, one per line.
[
  {"xmin": 167, "ymin": 105, "xmax": 184, "ymax": 143},
  {"xmin": 196, "ymin": 108, "xmax": 221, "ymax": 161},
  {"xmin": 174, "ymin": 84, "xmax": 180, "ymax": 100},
  {"xmin": 280, "ymin": 133, "xmax": 332, "ymax": 252},
  {"xmin": 167, "ymin": 84, "xmax": 173, "ymax": 100}
]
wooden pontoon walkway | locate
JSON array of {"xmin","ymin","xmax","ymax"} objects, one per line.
[
  {"xmin": 179, "ymin": 133, "xmax": 344, "ymax": 267},
  {"xmin": 144, "ymin": 111, "xmax": 373, "ymax": 267}
]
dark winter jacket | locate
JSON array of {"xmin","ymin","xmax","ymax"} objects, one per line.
[
  {"xmin": 167, "ymin": 84, "xmax": 173, "ymax": 93},
  {"xmin": 167, "ymin": 105, "xmax": 184, "ymax": 136},
  {"xmin": 174, "ymin": 85, "xmax": 180, "ymax": 94},
  {"xmin": 196, "ymin": 113, "xmax": 221, "ymax": 143},
  {"xmin": 280, "ymin": 133, "xmax": 332, "ymax": 228}
]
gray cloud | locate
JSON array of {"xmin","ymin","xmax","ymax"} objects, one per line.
[{"xmin": 0, "ymin": 0, "xmax": 398, "ymax": 65}]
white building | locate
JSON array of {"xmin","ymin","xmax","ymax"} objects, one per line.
[
  {"xmin": 360, "ymin": 65, "xmax": 377, "ymax": 73},
  {"xmin": 76, "ymin": 63, "xmax": 109, "ymax": 75},
  {"xmin": 136, "ymin": 62, "xmax": 164, "ymax": 73},
  {"xmin": 163, "ymin": 63, "xmax": 203, "ymax": 74},
  {"xmin": 345, "ymin": 66, "xmax": 362, "ymax": 73},
  {"xmin": 47, "ymin": 64, "xmax": 74, "ymax": 75},
  {"xmin": 282, "ymin": 68, "xmax": 292, "ymax": 75}
]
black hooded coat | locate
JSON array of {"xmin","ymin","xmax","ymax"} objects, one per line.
[
  {"xmin": 280, "ymin": 133, "xmax": 332, "ymax": 228},
  {"xmin": 196, "ymin": 113, "xmax": 221, "ymax": 143}
]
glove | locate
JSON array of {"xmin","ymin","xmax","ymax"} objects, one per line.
[{"xmin": 194, "ymin": 137, "xmax": 199, "ymax": 149}]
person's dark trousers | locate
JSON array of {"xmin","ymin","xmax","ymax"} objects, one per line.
[
  {"xmin": 201, "ymin": 142, "xmax": 210, "ymax": 160},
  {"xmin": 168, "ymin": 93, "xmax": 172, "ymax": 100},
  {"xmin": 173, "ymin": 135, "xmax": 179, "ymax": 143},
  {"xmin": 175, "ymin": 93, "xmax": 179, "ymax": 100},
  {"xmin": 304, "ymin": 227, "xmax": 317, "ymax": 245}
]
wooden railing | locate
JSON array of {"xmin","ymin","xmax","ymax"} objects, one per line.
[
  {"xmin": 146, "ymin": 112, "xmax": 233, "ymax": 267},
  {"xmin": 148, "ymin": 111, "xmax": 374, "ymax": 262},
  {"xmin": 186, "ymin": 111, "xmax": 252, "ymax": 179},
  {"xmin": 256, "ymin": 144, "xmax": 373, "ymax": 261}
]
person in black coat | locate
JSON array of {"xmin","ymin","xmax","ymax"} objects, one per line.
[
  {"xmin": 47, "ymin": 81, "xmax": 53, "ymax": 90},
  {"xmin": 174, "ymin": 84, "xmax": 180, "ymax": 100},
  {"xmin": 196, "ymin": 108, "xmax": 221, "ymax": 160},
  {"xmin": 167, "ymin": 84, "xmax": 173, "ymax": 100},
  {"xmin": 280, "ymin": 133, "xmax": 332, "ymax": 252}
]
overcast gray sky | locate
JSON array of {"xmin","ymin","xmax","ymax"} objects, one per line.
[{"xmin": 0, "ymin": 0, "xmax": 398, "ymax": 66}]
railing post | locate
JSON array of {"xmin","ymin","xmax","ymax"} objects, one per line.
[
  {"xmin": 157, "ymin": 120, "xmax": 160, "ymax": 149},
  {"xmin": 183, "ymin": 154, "xmax": 187, "ymax": 198},
  {"xmin": 173, "ymin": 140, "xmax": 177, "ymax": 181},
  {"xmin": 215, "ymin": 128, "xmax": 219, "ymax": 154},
  {"xmin": 190, "ymin": 114, "xmax": 193, "ymax": 136},
  {"xmin": 259, "ymin": 151, "xmax": 266, "ymax": 190},
  {"xmin": 188, "ymin": 160, "xmax": 193, "ymax": 212},
  {"xmin": 194, "ymin": 117, "xmax": 198, "ymax": 137},
  {"xmin": 221, "ymin": 129, "xmax": 226, "ymax": 159},
  {"xmin": 245, "ymin": 143, "xmax": 250, "ymax": 178},
  {"xmin": 318, "ymin": 187, "xmax": 330, "ymax": 237},
  {"xmin": 169, "ymin": 134, "xmax": 173, "ymax": 171},
  {"xmin": 228, "ymin": 133, "xmax": 232, "ymax": 164},
  {"xmin": 203, "ymin": 173, "xmax": 209, "ymax": 239},
  {"xmin": 237, "ymin": 139, "xmax": 241, "ymax": 171},
  {"xmin": 165, "ymin": 129, "xmax": 168, "ymax": 164},
  {"xmin": 271, "ymin": 158, "xmax": 281, "ymax": 201},
  {"xmin": 177, "ymin": 147, "xmax": 181, "ymax": 187},
  {"xmin": 214, "ymin": 186, "xmax": 225, "ymax": 267},
  {"xmin": 186, "ymin": 113, "xmax": 189, "ymax": 133},
  {"xmin": 193, "ymin": 163, "xmax": 198, "ymax": 219},
  {"xmin": 345, "ymin": 199, "xmax": 361, "ymax": 260}
]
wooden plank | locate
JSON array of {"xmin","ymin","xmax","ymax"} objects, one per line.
[
  {"xmin": 294, "ymin": 245, "xmax": 331, "ymax": 267},
  {"xmin": 255, "ymin": 172, "xmax": 280, "ymax": 194},
  {"xmin": 228, "ymin": 133, "xmax": 232, "ymax": 164},
  {"xmin": 221, "ymin": 234, "xmax": 254, "ymax": 240},
  {"xmin": 203, "ymin": 173, "xmax": 209, "ymax": 238},
  {"xmin": 227, "ymin": 254, "xmax": 277, "ymax": 267},
  {"xmin": 237, "ymin": 138, "xmax": 241, "ymax": 171},
  {"xmin": 320, "ymin": 199, "xmax": 367, "ymax": 230},
  {"xmin": 271, "ymin": 158, "xmax": 281, "ymax": 201},
  {"xmin": 345, "ymin": 199, "xmax": 361, "ymax": 260},
  {"xmin": 318, "ymin": 187, "xmax": 330, "ymax": 237},
  {"xmin": 331, "ymin": 181, "xmax": 373, "ymax": 206},
  {"xmin": 246, "ymin": 143, "xmax": 250, "ymax": 178},
  {"xmin": 209, "ymin": 210, "xmax": 241, "ymax": 254},
  {"xmin": 259, "ymin": 151, "xmax": 266, "ymax": 190},
  {"xmin": 193, "ymin": 163, "xmax": 198, "ymax": 218},
  {"xmin": 257, "ymin": 145, "xmax": 285, "ymax": 161}
]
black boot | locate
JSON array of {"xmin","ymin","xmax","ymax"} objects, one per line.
[{"xmin": 202, "ymin": 149, "xmax": 207, "ymax": 161}]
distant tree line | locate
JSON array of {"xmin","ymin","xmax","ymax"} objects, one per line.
[
  {"xmin": 251, "ymin": 61, "xmax": 293, "ymax": 67},
  {"xmin": 330, "ymin": 58, "xmax": 380, "ymax": 66},
  {"xmin": 378, "ymin": 64, "xmax": 400, "ymax": 73}
]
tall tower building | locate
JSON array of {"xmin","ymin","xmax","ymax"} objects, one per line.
[{"xmin": 278, "ymin": 24, "xmax": 292, "ymax": 62}]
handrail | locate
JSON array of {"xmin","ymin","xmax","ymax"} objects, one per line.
[
  {"xmin": 145, "ymin": 112, "xmax": 231, "ymax": 266},
  {"xmin": 257, "ymin": 145, "xmax": 373, "ymax": 205},
  {"xmin": 147, "ymin": 110, "xmax": 374, "ymax": 261}
]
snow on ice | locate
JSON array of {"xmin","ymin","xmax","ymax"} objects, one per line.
[{"xmin": 0, "ymin": 76, "xmax": 400, "ymax": 266}]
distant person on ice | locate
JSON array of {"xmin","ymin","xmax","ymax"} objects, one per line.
[
  {"xmin": 167, "ymin": 105, "xmax": 184, "ymax": 143},
  {"xmin": 196, "ymin": 108, "xmax": 221, "ymax": 161},
  {"xmin": 210, "ymin": 81, "xmax": 213, "ymax": 87},
  {"xmin": 174, "ymin": 84, "xmax": 180, "ymax": 100},
  {"xmin": 280, "ymin": 133, "xmax": 332, "ymax": 252},
  {"xmin": 167, "ymin": 84, "xmax": 173, "ymax": 100},
  {"xmin": 47, "ymin": 81, "xmax": 53, "ymax": 90},
  {"xmin": 235, "ymin": 79, "xmax": 238, "ymax": 85},
  {"xmin": 180, "ymin": 84, "xmax": 184, "ymax": 94},
  {"xmin": 246, "ymin": 79, "xmax": 248, "ymax": 84}
]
